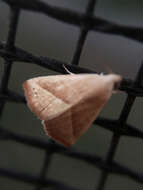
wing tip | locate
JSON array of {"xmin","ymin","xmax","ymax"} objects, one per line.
[{"xmin": 42, "ymin": 120, "xmax": 75, "ymax": 147}]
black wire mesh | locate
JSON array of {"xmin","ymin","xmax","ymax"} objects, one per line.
[{"xmin": 0, "ymin": 0, "xmax": 143, "ymax": 190}]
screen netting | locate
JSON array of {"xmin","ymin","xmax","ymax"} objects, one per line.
[{"xmin": 0, "ymin": 0, "xmax": 143, "ymax": 190}]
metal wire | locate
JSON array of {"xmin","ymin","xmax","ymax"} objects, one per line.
[{"xmin": 0, "ymin": 0, "xmax": 143, "ymax": 190}]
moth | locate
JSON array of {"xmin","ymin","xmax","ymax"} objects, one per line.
[{"xmin": 23, "ymin": 73, "xmax": 122, "ymax": 147}]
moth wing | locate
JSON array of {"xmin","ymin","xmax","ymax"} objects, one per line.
[
  {"xmin": 31, "ymin": 74, "xmax": 104, "ymax": 105},
  {"xmin": 23, "ymin": 79, "xmax": 71, "ymax": 120},
  {"xmin": 43, "ymin": 85, "xmax": 109, "ymax": 147}
]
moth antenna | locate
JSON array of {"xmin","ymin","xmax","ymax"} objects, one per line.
[
  {"xmin": 63, "ymin": 64, "xmax": 74, "ymax": 75},
  {"xmin": 103, "ymin": 64, "xmax": 114, "ymax": 74}
]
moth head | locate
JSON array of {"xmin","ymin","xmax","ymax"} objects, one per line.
[{"xmin": 104, "ymin": 74, "xmax": 122, "ymax": 91}]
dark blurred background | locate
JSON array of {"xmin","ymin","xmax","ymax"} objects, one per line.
[{"xmin": 0, "ymin": 0, "xmax": 143, "ymax": 189}]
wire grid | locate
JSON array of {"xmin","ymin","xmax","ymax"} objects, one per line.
[{"xmin": 0, "ymin": 0, "xmax": 143, "ymax": 190}]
